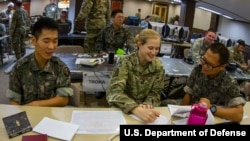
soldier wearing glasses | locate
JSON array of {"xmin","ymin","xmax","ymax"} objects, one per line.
[{"xmin": 182, "ymin": 43, "xmax": 246, "ymax": 123}]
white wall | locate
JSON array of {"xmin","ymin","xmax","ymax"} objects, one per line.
[
  {"xmin": 193, "ymin": 8, "xmax": 211, "ymax": 30},
  {"xmin": 123, "ymin": 0, "xmax": 152, "ymax": 19},
  {"xmin": 30, "ymin": 0, "xmax": 50, "ymax": 16},
  {"xmin": 217, "ymin": 17, "xmax": 250, "ymax": 45}
]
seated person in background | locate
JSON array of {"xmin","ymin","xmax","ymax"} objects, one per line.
[
  {"xmin": 182, "ymin": 43, "xmax": 246, "ymax": 122},
  {"xmin": 228, "ymin": 39, "xmax": 249, "ymax": 72},
  {"xmin": 188, "ymin": 28, "xmax": 216, "ymax": 63},
  {"xmin": 6, "ymin": 17, "xmax": 73, "ymax": 106},
  {"xmin": 139, "ymin": 15, "xmax": 151, "ymax": 29},
  {"xmin": 95, "ymin": 9, "xmax": 137, "ymax": 54},
  {"xmin": 106, "ymin": 29, "xmax": 165, "ymax": 123},
  {"xmin": 56, "ymin": 11, "xmax": 72, "ymax": 34}
]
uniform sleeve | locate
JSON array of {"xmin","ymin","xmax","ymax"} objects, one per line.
[
  {"xmin": 6, "ymin": 65, "xmax": 22, "ymax": 103},
  {"xmin": 10, "ymin": 11, "xmax": 17, "ymax": 36},
  {"xmin": 106, "ymin": 60, "xmax": 139, "ymax": 113},
  {"xmin": 75, "ymin": 0, "xmax": 93, "ymax": 22},
  {"xmin": 106, "ymin": 3, "xmax": 111, "ymax": 26},
  {"xmin": 56, "ymin": 65, "xmax": 73, "ymax": 97},
  {"xmin": 125, "ymin": 30, "xmax": 137, "ymax": 53},
  {"xmin": 191, "ymin": 39, "xmax": 202, "ymax": 63},
  {"xmin": 95, "ymin": 28, "xmax": 105, "ymax": 53},
  {"xmin": 184, "ymin": 65, "xmax": 200, "ymax": 95}
]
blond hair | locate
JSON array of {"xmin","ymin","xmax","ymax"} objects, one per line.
[{"xmin": 138, "ymin": 29, "xmax": 161, "ymax": 45}]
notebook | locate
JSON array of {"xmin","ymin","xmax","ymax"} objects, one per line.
[{"xmin": 2, "ymin": 111, "xmax": 32, "ymax": 138}]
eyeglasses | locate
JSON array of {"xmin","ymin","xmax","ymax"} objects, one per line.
[{"xmin": 200, "ymin": 56, "xmax": 222, "ymax": 70}]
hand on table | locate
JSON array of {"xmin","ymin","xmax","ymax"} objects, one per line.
[{"xmin": 131, "ymin": 106, "xmax": 160, "ymax": 123}]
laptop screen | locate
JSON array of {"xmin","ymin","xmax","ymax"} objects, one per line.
[{"xmin": 58, "ymin": 23, "xmax": 70, "ymax": 35}]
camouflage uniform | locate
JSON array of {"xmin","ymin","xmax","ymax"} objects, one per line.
[
  {"xmin": 10, "ymin": 6, "xmax": 29, "ymax": 60},
  {"xmin": 75, "ymin": 0, "xmax": 110, "ymax": 53},
  {"xmin": 0, "ymin": 9, "xmax": 13, "ymax": 54},
  {"xmin": 189, "ymin": 38, "xmax": 209, "ymax": 63},
  {"xmin": 6, "ymin": 53, "xmax": 73, "ymax": 105},
  {"xmin": 95, "ymin": 24, "xmax": 137, "ymax": 53},
  {"xmin": 106, "ymin": 52, "xmax": 165, "ymax": 113},
  {"xmin": 44, "ymin": 3, "xmax": 59, "ymax": 20},
  {"xmin": 184, "ymin": 65, "xmax": 246, "ymax": 106},
  {"xmin": 228, "ymin": 46, "xmax": 247, "ymax": 66}
]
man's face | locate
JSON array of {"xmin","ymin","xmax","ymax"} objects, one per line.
[
  {"xmin": 237, "ymin": 44, "xmax": 245, "ymax": 52},
  {"xmin": 204, "ymin": 31, "xmax": 216, "ymax": 45},
  {"xmin": 201, "ymin": 49, "xmax": 225, "ymax": 78},
  {"xmin": 112, "ymin": 13, "xmax": 124, "ymax": 27},
  {"xmin": 32, "ymin": 29, "xmax": 58, "ymax": 61}
]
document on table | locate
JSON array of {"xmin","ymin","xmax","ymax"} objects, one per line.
[
  {"xmin": 168, "ymin": 105, "xmax": 214, "ymax": 125},
  {"xmin": 129, "ymin": 114, "xmax": 170, "ymax": 125},
  {"xmin": 71, "ymin": 111, "xmax": 126, "ymax": 134},
  {"xmin": 33, "ymin": 117, "xmax": 79, "ymax": 141}
]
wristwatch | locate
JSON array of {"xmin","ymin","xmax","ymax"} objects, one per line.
[{"xmin": 210, "ymin": 104, "xmax": 217, "ymax": 114}]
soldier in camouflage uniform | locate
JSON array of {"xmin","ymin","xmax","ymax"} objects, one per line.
[
  {"xmin": 44, "ymin": 0, "xmax": 60, "ymax": 20},
  {"xmin": 182, "ymin": 43, "xmax": 246, "ymax": 122},
  {"xmin": 106, "ymin": 29, "xmax": 165, "ymax": 123},
  {"xmin": 75, "ymin": 0, "xmax": 110, "ymax": 53},
  {"xmin": 10, "ymin": 1, "xmax": 29, "ymax": 60},
  {"xmin": 188, "ymin": 28, "xmax": 216, "ymax": 63},
  {"xmin": 95, "ymin": 9, "xmax": 137, "ymax": 54},
  {"xmin": 6, "ymin": 17, "xmax": 73, "ymax": 106},
  {"xmin": 0, "ymin": 2, "xmax": 14, "ymax": 54}
]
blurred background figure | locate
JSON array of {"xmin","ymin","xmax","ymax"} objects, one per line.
[
  {"xmin": 75, "ymin": 0, "xmax": 110, "ymax": 53},
  {"xmin": 168, "ymin": 15, "xmax": 179, "ymax": 25},
  {"xmin": 44, "ymin": 0, "xmax": 60, "ymax": 20},
  {"xmin": 10, "ymin": 0, "xmax": 29, "ymax": 61},
  {"xmin": 0, "ymin": 2, "xmax": 14, "ymax": 55},
  {"xmin": 139, "ymin": 15, "xmax": 151, "ymax": 29},
  {"xmin": 135, "ymin": 8, "xmax": 141, "ymax": 21},
  {"xmin": 56, "ymin": 10, "xmax": 72, "ymax": 33}
]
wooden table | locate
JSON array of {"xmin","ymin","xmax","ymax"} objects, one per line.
[{"xmin": 0, "ymin": 103, "xmax": 249, "ymax": 140}]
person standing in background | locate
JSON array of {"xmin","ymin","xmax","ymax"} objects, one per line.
[
  {"xmin": 44, "ymin": 0, "xmax": 60, "ymax": 20},
  {"xmin": 135, "ymin": 8, "xmax": 141, "ymax": 21},
  {"xmin": 10, "ymin": 0, "xmax": 29, "ymax": 60},
  {"xmin": 139, "ymin": 15, "xmax": 151, "ymax": 29},
  {"xmin": 0, "ymin": 2, "xmax": 15, "ymax": 55},
  {"xmin": 75, "ymin": 0, "xmax": 110, "ymax": 53},
  {"xmin": 56, "ymin": 11, "xmax": 72, "ymax": 33}
]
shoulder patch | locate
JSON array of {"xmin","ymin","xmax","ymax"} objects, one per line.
[{"xmin": 63, "ymin": 67, "xmax": 70, "ymax": 77}]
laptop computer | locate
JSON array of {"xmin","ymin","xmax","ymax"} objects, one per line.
[{"xmin": 58, "ymin": 23, "xmax": 70, "ymax": 35}]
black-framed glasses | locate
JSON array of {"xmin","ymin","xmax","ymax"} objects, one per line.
[{"xmin": 200, "ymin": 56, "xmax": 222, "ymax": 70}]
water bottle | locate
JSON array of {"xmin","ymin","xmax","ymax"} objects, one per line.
[{"xmin": 187, "ymin": 102, "xmax": 208, "ymax": 125}]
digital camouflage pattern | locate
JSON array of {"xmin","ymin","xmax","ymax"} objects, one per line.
[
  {"xmin": 189, "ymin": 38, "xmax": 210, "ymax": 63},
  {"xmin": 184, "ymin": 65, "xmax": 246, "ymax": 106},
  {"xmin": 106, "ymin": 53, "xmax": 165, "ymax": 113},
  {"xmin": 10, "ymin": 6, "xmax": 29, "ymax": 59},
  {"xmin": 6, "ymin": 53, "xmax": 73, "ymax": 105},
  {"xmin": 95, "ymin": 24, "xmax": 137, "ymax": 53},
  {"xmin": 75, "ymin": 0, "xmax": 110, "ymax": 53}
]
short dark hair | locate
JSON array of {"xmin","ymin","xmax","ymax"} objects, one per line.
[
  {"xmin": 111, "ymin": 9, "xmax": 123, "ymax": 17},
  {"xmin": 237, "ymin": 39, "xmax": 245, "ymax": 46},
  {"xmin": 16, "ymin": 0, "xmax": 22, "ymax": 6},
  {"xmin": 205, "ymin": 42, "xmax": 229, "ymax": 65},
  {"xmin": 61, "ymin": 11, "xmax": 68, "ymax": 15},
  {"xmin": 32, "ymin": 17, "xmax": 59, "ymax": 39},
  {"xmin": 206, "ymin": 28, "xmax": 216, "ymax": 34}
]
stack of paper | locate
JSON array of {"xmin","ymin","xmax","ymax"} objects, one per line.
[
  {"xmin": 71, "ymin": 111, "xmax": 126, "ymax": 134},
  {"xmin": 33, "ymin": 117, "xmax": 79, "ymax": 141},
  {"xmin": 168, "ymin": 104, "xmax": 214, "ymax": 125}
]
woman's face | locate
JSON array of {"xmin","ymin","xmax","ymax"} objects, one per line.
[{"xmin": 138, "ymin": 38, "xmax": 161, "ymax": 65}]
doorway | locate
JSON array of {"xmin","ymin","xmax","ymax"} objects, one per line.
[{"xmin": 153, "ymin": 4, "xmax": 168, "ymax": 23}]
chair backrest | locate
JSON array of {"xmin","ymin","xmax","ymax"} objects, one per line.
[
  {"xmin": 67, "ymin": 83, "xmax": 81, "ymax": 107},
  {"xmin": 55, "ymin": 45, "xmax": 84, "ymax": 53}
]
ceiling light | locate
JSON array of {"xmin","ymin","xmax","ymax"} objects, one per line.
[
  {"xmin": 221, "ymin": 15, "xmax": 233, "ymax": 19},
  {"xmin": 198, "ymin": 6, "xmax": 221, "ymax": 15}
]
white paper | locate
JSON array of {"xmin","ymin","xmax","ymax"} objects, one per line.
[
  {"xmin": 168, "ymin": 104, "xmax": 191, "ymax": 118},
  {"xmin": 33, "ymin": 117, "xmax": 79, "ymax": 141},
  {"xmin": 71, "ymin": 111, "xmax": 126, "ymax": 134},
  {"xmin": 130, "ymin": 114, "xmax": 170, "ymax": 125},
  {"xmin": 169, "ymin": 105, "xmax": 214, "ymax": 125}
]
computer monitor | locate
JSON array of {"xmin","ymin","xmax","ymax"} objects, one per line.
[
  {"xmin": 127, "ymin": 16, "xmax": 140, "ymax": 26},
  {"xmin": 181, "ymin": 26, "xmax": 189, "ymax": 41},
  {"xmin": 161, "ymin": 24, "xmax": 170, "ymax": 38},
  {"xmin": 58, "ymin": 23, "xmax": 70, "ymax": 35},
  {"xmin": 168, "ymin": 24, "xmax": 176, "ymax": 38}
]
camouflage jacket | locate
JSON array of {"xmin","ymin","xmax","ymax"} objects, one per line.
[
  {"xmin": 189, "ymin": 38, "xmax": 210, "ymax": 63},
  {"xmin": 106, "ymin": 53, "xmax": 165, "ymax": 113},
  {"xmin": 75, "ymin": 0, "xmax": 110, "ymax": 30},
  {"xmin": 10, "ymin": 7, "xmax": 29, "ymax": 36},
  {"xmin": 44, "ymin": 3, "xmax": 59, "ymax": 20},
  {"xmin": 95, "ymin": 24, "xmax": 137, "ymax": 53},
  {"xmin": 227, "ymin": 46, "xmax": 246, "ymax": 65},
  {"xmin": 6, "ymin": 53, "xmax": 73, "ymax": 105},
  {"xmin": 184, "ymin": 65, "xmax": 246, "ymax": 106}
]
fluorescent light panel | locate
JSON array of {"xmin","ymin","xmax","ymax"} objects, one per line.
[{"xmin": 198, "ymin": 6, "xmax": 233, "ymax": 20}]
